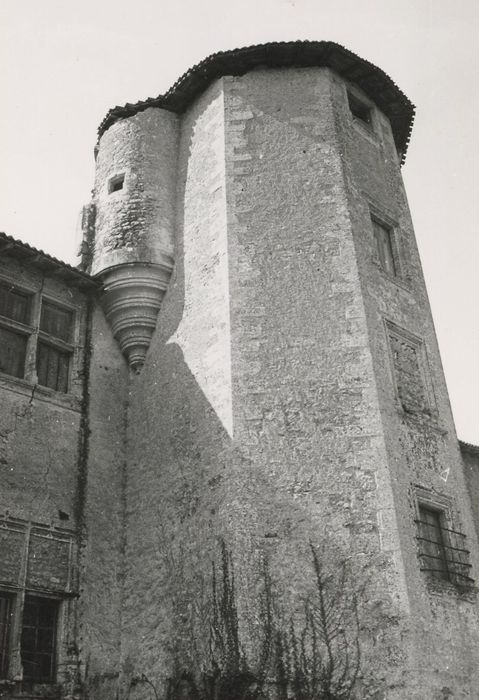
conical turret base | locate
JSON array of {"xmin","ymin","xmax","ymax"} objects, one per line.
[{"xmin": 99, "ymin": 261, "xmax": 173, "ymax": 373}]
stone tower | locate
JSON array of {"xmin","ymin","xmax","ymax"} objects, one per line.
[{"xmin": 83, "ymin": 42, "xmax": 479, "ymax": 698}]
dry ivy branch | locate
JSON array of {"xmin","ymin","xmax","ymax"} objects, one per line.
[{"xmin": 163, "ymin": 541, "xmax": 362, "ymax": 700}]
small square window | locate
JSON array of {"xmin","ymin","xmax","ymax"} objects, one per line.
[
  {"xmin": 108, "ymin": 173, "xmax": 125, "ymax": 194},
  {"xmin": 347, "ymin": 91, "xmax": 372, "ymax": 127},
  {"xmin": 372, "ymin": 218, "xmax": 397, "ymax": 277},
  {"xmin": 21, "ymin": 596, "xmax": 58, "ymax": 683}
]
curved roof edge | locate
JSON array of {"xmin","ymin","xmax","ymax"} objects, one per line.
[
  {"xmin": 460, "ymin": 440, "xmax": 479, "ymax": 455},
  {"xmin": 97, "ymin": 40, "xmax": 415, "ymax": 164}
]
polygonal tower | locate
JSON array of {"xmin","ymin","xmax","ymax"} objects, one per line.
[{"xmin": 81, "ymin": 42, "xmax": 479, "ymax": 699}]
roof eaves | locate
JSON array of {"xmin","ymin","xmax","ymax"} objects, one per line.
[
  {"xmin": 459, "ymin": 440, "xmax": 479, "ymax": 455},
  {"xmin": 97, "ymin": 40, "xmax": 415, "ymax": 164},
  {"xmin": 0, "ymin": 232, "xmax": 101, "ymax": 290}
]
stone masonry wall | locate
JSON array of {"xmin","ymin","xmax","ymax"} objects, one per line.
[
  {"xmin": 121, "ymin": 81, "xmax": 234, "ymax": 697},
  {"xmin": 80, "ymin": 306, "xmax": 129, "ymax": 700},
  {"xmin": 0, "ymin": 256, "xmax": 89, "ymax": 696},
  {"xmin": 461, "ymin": 443, "xmax": 479, "ymax": 543},
  {"xmin": 333, "ymin": 72, "xmax": 479, "ymax": 697},
  {"xmin": 222, "ymin": 68, "xmax": 408, "ymax": 697},
  {"xmin": 92, "ymin": 107, "xmax": 178, "ymax": 275}
]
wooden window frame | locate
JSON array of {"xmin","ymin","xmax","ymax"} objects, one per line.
[
  {"xmin": 20, "ymin": 595, "xmax": 59, "ymax": 684},
  {"xmin": 0, "ymin": 590, "xmax": 61, "ymax": 683},
  {"xmin": 0, "ymin": 278, "xmax": 76, "ymax": 394}
]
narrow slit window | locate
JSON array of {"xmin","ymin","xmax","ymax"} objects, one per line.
[
  {"xmin": 108, "ymin": 173, "xmax": 125, "ymax": 193},
  {"xmin": 0, "ymin": 594, "xmax": 13, "ymax": 678},
  {"xmin": 372, "ymin": 218, "xmax": 396, "ymax": 276}
]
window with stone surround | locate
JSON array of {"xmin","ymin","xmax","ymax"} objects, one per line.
[
  {"xmin": 371, "ymin": 217, "xmax": 397, "ymax": 277},
  {"xmin": 0, "ymin": 281, "xmax": 75, "ymax": 394},
  {"xmin": 386, "ymin": 323, "xmax": 432, "ymax": 414},
  {"xmin": 0, "ymin": 518, "xmax": 75, "ymax": 682},
  {"xmin": 415, "ymin": 503, "xmax": 473, "ymax": 586},
  {"xmin": 347, "ymin": 90, "xmax": 372, "ymax": 127}
]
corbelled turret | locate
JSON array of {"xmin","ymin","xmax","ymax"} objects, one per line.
[{"xmin": 87, "ymin": 108, "xmax": 178, "ymax": 372}]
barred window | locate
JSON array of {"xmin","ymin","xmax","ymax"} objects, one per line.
[{"xmin": 416, "ymin": 505, "xmax": 473, "ymax": 585}]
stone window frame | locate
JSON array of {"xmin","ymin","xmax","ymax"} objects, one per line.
[
  {"xmin": 0, "ymin": 274, "xmax": 81, "ymax": 398},
  {"xmin": 384, "ymin": 320, "xmax": 437, "ymax": 417},
  {"xmin": 107, "ymin": 172, "xmax": 126, "ymax": 195},
  {"xmin": 413, "ymin": 487, "xmax": 474, "ymax": 589},
  {"xmin": 0, "ymin": 517, "xmax": 76, "ymax": 685},
  {"xmin": 368, "ymin": 205, "xmax": 405, "ymax": 283},
  {"xmin": 344, "ymin": 84, "xmax": 379, "ymax": 143}
]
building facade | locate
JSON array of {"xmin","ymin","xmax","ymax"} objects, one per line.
[{"xmin": 1, "ymin": 41, "xmax": 479, "ymax": 699}]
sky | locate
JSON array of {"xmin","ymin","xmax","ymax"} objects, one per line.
[{"xmin": 0, "ymin": 0, "xmax": 478, "ymax": 442}]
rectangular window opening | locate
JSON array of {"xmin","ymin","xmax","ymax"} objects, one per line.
[
  {"xmin": 0, "ymin": 326, "xmax": 28, "ymax": 379},
  {"xmin": 372, "ymin": 218, "xmax": 396, "ymax": 276},
  {"xmin": 108, "ymin": 173, "xmax": 125, "ymax": 194},
  {"xmin": 21, "ymin": 596, "xmax": 58, "ymax": 683},
  {"xmin": 40, "ymin": 301, "xmax": 73, "ymax": 343},
  {"xmin": 0, "ymin": 283, "xmax": 31, "ymax": 324},
  {"xmin": 348, "ymin": 91, "xmax": 372, "ymax": 126},
  {"xmin": 416, "ymin": 505, "xmax": 473, "ymax": 585},
  {"xmin": 36, "ymin": 342, "xmax": 70, "ymax": 393},
  {"xmin": 0, "ymin": 594, "xmax": 13, "ymax": 678}
]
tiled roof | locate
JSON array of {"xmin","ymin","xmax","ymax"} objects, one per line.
[
  {"xmin": 0, "ymin": 232, "xmax": 100, "ymax": 289},
  {"xmin": 98, "ymin": 40, "xmax": 415, "ymax": 164},
  {"xmin": 459, "ymin": 440, "xmax": 479, "ymax": 455}
]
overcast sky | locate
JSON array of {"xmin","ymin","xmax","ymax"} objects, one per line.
[{"xmin": 0, "ymin": 0, "xmax": 478, "ymax": 442}]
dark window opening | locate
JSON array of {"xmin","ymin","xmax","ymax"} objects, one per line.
[
  {"xmin": 0, "ymin": 283, "xmax": 31, "ymax": 324},
  {"xmin": 36, "ymin": 342, "xmax": 70, "ymax": 393},
  {"xmin": 347, "ymin": 91, "xmax": 372, "ymax": 126},
  {"xmin": 416, "ymin": 505, "xmax": 473, "ymax": 584},
  {"xmin": 0, "ymin": 595, "xmax": 13, "ymax": 678},
  {"xmin": 108, "ymin": 173, "xmax": 125, "ymax": 193},
  {"xmin": 21, "ymin": 596, "xmax": 58, "ymax": 683},
  {"xmin": 40, "ymin": 302, "xmax": 73, "ymax": 343},
  {"xmin": 0, "ymin": 326, "xmax": 27, "ymax": 378},
  {"xmin": 372, "ymin": 218, "xmax": 397, "ymax": 276}
]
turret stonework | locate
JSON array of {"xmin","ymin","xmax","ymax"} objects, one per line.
[{"xmin": 2, "ymin": 41, "xmax": 478, "ymax": 700}]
